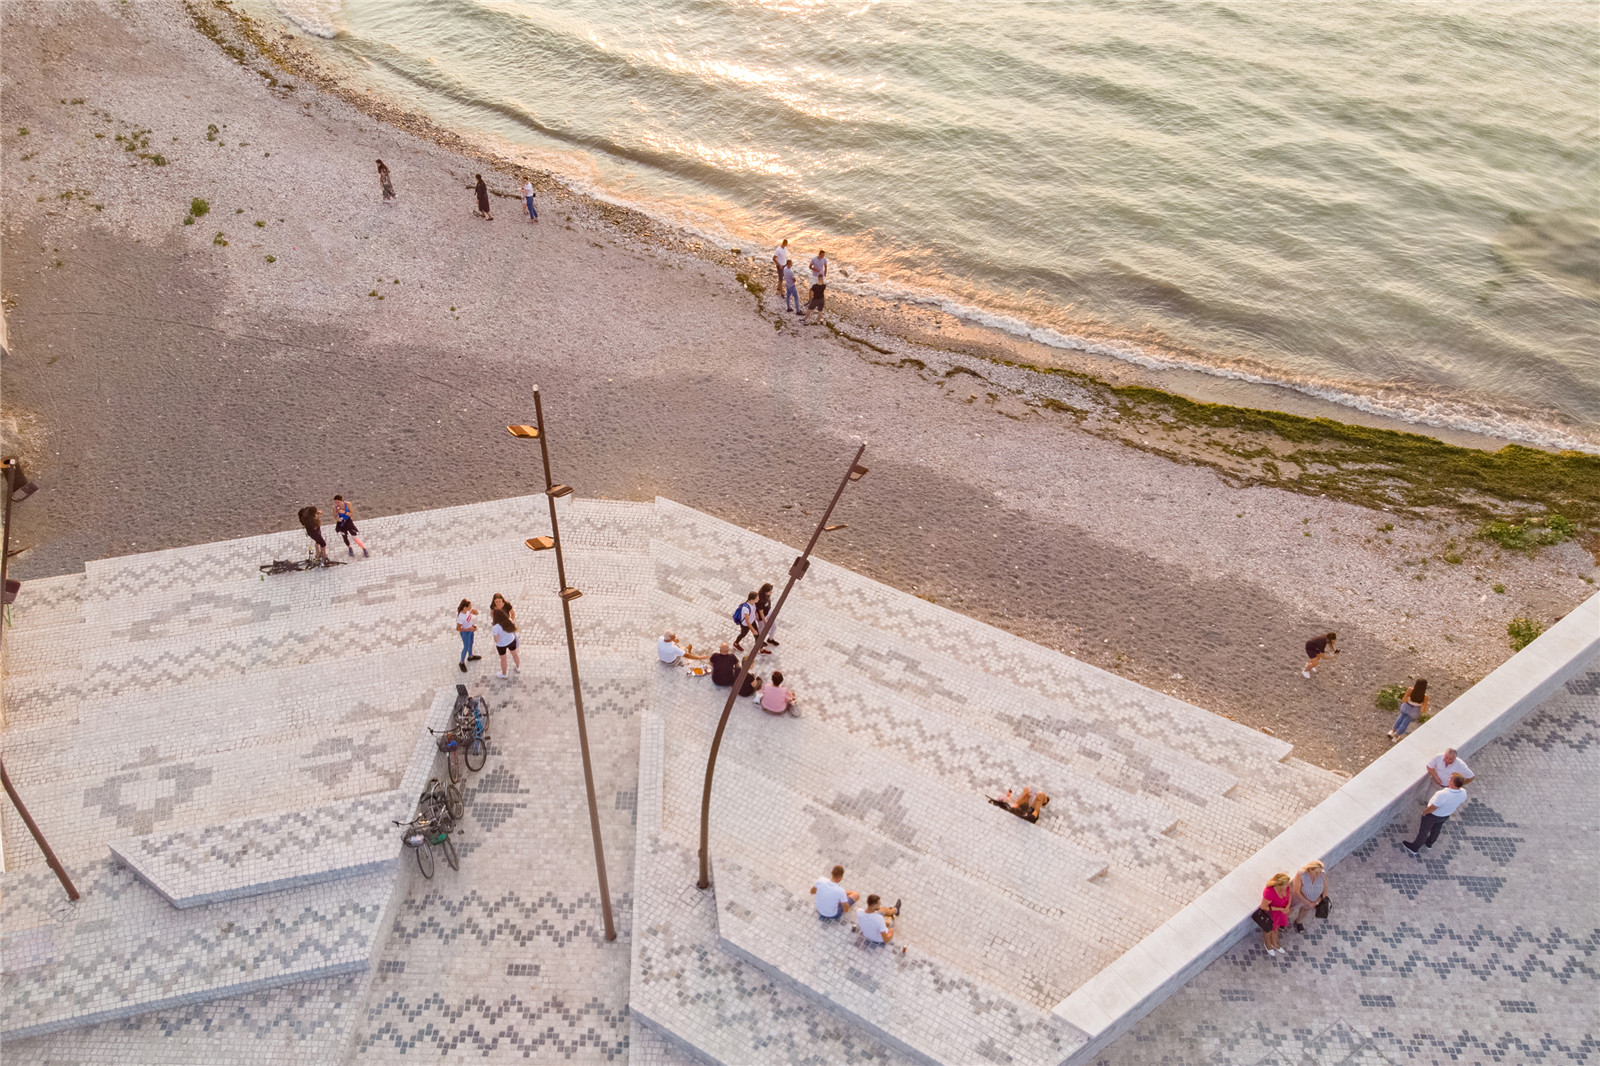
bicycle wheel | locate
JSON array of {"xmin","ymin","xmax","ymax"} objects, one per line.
[
  {"xmin": 442, "ymin": 837, "xmax": 459, "ymax": 872},
  {"xmin": 465, "ymin": 736, "xmax": 487, "ymax": 773},
  {"xmin": 446, "ymin": 782, "xmax": 464, "ymax": 821},
  {"xmin": 447, "ymin": 746, "xmax": 464, "ymax": 785},
  {"xmin": 414, "ymin": 842, "xmax": 436, "ymax": 880},
  {"xmin": 472, "ymin": 697, "xmax": 491, "ymax": 735}
]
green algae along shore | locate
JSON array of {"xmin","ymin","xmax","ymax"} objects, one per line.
[{"xmin": 1, "ymin": 0, "xmax": 1595, "ymax": 776}]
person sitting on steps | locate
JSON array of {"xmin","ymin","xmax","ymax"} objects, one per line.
[{"xmin": 856, "ymin": 894, "xmax": 904, "ymax": 951}]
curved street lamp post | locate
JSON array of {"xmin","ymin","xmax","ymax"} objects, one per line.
[
  {"xmin": 508, "ymin": 390, "xmax": 615, "ymax": 941},
  {"xmin": 697, "ymin": 443, "xmax": 867, "ymax": 890}
]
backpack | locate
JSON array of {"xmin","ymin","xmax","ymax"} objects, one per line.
[{"xmin": 733, "ymin": 602, "xmax": 753, "ymax": 625}]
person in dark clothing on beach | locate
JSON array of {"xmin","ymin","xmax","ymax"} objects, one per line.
[
  {"xmin": 376, "ymin": 159, "xmax": 395, "ymax": 204},
  {"xmin": 1303, "ymin": 631, "xmax": 1337, "ymax": 678},
  {"xmin": 801, "ymin": 250, "xmax": 828, "ymax": 324},
  {"xmin": 474, "ymin": 173, "xmax": 494, "ymax": 220}
]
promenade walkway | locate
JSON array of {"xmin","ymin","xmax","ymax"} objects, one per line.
[{"xmin": 2, "ymin": 495, "xmax": 1588, "ymax": 1065}]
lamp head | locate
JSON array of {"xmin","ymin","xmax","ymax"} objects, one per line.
[
  {"xmin": 525, "ymin": 536, "xmax": 555, "ymax": 552},
  {"xmin": 848, "ymin": 464, "xmax": 868, "ymax": 481},
  {"xmin": 507, "ymin": 425, "xmax": 540, "ymax": 439}
]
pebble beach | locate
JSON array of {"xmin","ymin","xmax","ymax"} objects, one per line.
[{"xmin": 2, "ymin": 0, "xmax": 1595, "ymax": 774}]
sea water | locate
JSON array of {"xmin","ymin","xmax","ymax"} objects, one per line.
[{"xmin": 273, "ymin": 0, "xmax": 1600, "ymax": 451}]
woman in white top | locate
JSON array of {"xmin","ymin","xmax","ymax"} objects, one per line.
[
  {"xmin": 491, "ymin": 605, "xmax": 520, "ymax": 678},
  {"xmin": 455, "ymin": 599, "xmax": 481, "ymax": 673},
  {"xmin": 1288, "ymin": 859, "xmax": 1329, "ymax": 933}
]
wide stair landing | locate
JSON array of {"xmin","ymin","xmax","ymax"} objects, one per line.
[
  {"xmin": 0, "ymin": 496, "xmax": 656, "ymax": 1058},
  {"xmin": 631, "ymin": 499, "xmax": 1343, "ymax": 1066}
]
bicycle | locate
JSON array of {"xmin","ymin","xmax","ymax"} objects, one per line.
[
  {"xmin": 259, "ymin": 556, "xmax": 346, "ymax": 576},
  {"xmin": 451, "ymin": 684, "xmax": 491, "ymax": 773},
  {"xmin": 395, "ymin": 778, "xmax": 461, "ymax": 879}
]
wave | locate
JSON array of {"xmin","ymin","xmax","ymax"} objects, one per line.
[
  {"xmin": 833, "ymin": 274, "xmax": 1600, "ymax": 455},
  {"xmin": 271, "ymin": 0, "xmax": 341, "ymax": 39}
]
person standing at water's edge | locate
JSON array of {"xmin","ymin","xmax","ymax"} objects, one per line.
[
  {"xmin": 772, "ymin": 238, "xmax": 789, "ymax": 293},
  {"xmin": 522, "ymin": 180, "xmax": 538, "ymax": 223},
  {"xmin": 376, "ymin": 159, "xmax": 395, "ymax": 204},
  {"xmin": 782, "ymin": 261, "xmax": 800, "ymax": 315},
  {"xmin": 801, "ymin": 250, "xmax": 828, "ymax": 324},
  {"xmin": 474, "ymin": 174, "xmax": 494, "ymax": 220}
]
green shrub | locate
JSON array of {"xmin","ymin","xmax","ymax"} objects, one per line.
[
  {"xmin": 1507, "ymin": 617, "xmax": 1544, "ymax": 651},
  {"xmin": 189, "ymin": 197, "xmax": 210, "ymax": 218},
  {"xmin": 213, "ymin": 231, "xmax": 228, "ymax": 247},
  {"xmin": 1477, "ymin": 514, "xmax": 1579, "ymax": 553},
  {"xmin": 182, "ymin": 216, "xmax": 194, "ymax": 226},
  {"xmin": 1375, "ymin": 683, "xmax": 1407, "ymax": 713}
]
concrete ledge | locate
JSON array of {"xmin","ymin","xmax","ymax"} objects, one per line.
[{"xmin": 1052, "ymin": 592, "xmax": 1600, "ymax": 1064}]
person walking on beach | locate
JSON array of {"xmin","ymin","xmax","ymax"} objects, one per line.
[
  {"xmin": 782, "ymin": 260, "xmax": 801, "ymax": 315},
  {"xmin": 521, "ymin": 179, "xmax": 539, "ymax": 223},
  {"xmin": 772, "ymin": 238, "xmax": 790, "ymax": 292},
  {"xmin": 1401, "ymin": 773, "xmax": 1469, "ymax": 857},
  {"xmin": 1302, "ymin": 631, "xmax": 1337, "ymax": 678},
  {"xmin": 455, "ymin": 599, "xmax": 482, "ymax": 673},
  {"xmin": 332, "ymin": 495, "xmax": 369, "ymax": 558},
  {"xmin": 474, "ymin": 173, "xmax": 494, "ymax": 220},
  {"xmin": 376, "ymin": 159, "xmax": 395, "ymax": 204},
  {"xmin": 1259, "ymin": 872, "xmax": 1292, "ymax": 956},
  {"xmin": 1288, "ymin": 859, "xmax": 1328, "ymax": 934},
  {"xmin": 1387, "ymin": 678, "xmax": 1428, "ymax": 742},
  {"xmin": 298, "ymin": 505, "xmax": 330, "ymax": 563},
  {"xmin": 491, "ymin": 604, "xmax": 520, "ymax": 678},
  {"xmin": 801, "ymin": 250, "xmax": 828, "ymax": 324}
]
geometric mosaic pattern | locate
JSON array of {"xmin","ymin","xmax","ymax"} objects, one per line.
[{"xmin": 1095, "ymin": 661, "xmax": 1600, "ymax": 1065}]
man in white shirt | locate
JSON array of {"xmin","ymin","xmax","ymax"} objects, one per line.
[
  {"xmin": 856, "ymin": 894, "xmax": 901, "ymax": 946},
  {"xmin": 809, "ymin": 864, "xmax": 859, "ymax": 919},
  {"xmin": 1425, "ymin": 749, "xmax": 1474, "ymax": 789},
  {"xmin": 1402, "ymin": 773, "xmax": 1469, "ymax": 856},
  {"xmin": 772, "ymin": 239, "xmax": 789, "ymax": 291},
  {"xmin": 657, "ymin": 632, "xmax": 707, "ymax": 665}
]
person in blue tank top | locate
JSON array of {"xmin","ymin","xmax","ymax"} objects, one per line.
[{"xmin": 333, "ymin": 495, "xmax": 369, "ymax": 557}]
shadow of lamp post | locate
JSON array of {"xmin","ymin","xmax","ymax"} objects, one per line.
[
  {"xmin": 0, "ymin": 457, "xmax": 80, "ymax": 902},
  {"xmin": 508, "ymin": 390, "xmax": 616, "ymax": 941},
  {"xmin": 697, "ymin": 443, "xmax": 868, "ymax": 890}
]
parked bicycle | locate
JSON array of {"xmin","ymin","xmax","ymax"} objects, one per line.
[
  {"xmin": 432, "ymin": 686, "xmax": 491, "ymax": 782},
  {"xmin": 395, "ymin": 777, "xmax": 461, "ymax": 879}
]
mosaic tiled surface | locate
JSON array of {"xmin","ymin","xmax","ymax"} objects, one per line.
[
  {"xmin": 108, "ymin": 793, "xmax": 405, "ymax": 909},
  {"xmin": 6, "ymin": 495, "xmax": 1590, "ymax": 1064},
  {"xmin": 631, "ymin": 502, "xmax": 1350, "ymax": 1066},
  {"xmin": 1098, "ymin": 662, "xmax": 1600, "ymax": 1066}
]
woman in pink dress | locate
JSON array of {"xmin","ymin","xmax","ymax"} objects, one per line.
[{"xmin": 1261, "ymin": 873, "xmax": 1292, "ymax": 956}]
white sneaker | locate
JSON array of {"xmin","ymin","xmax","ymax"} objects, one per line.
[
  {"xmin": 1301, "ymin": 670, "xmax": 1311, "ymax": 679},
  {"xmin": 495, "ymin": 672, "xmax": 508, "ymax": 680},
  {"xmin": 513, "ymin": 665, "xmax": 520, "ymax": 674},
  {"xmin": 1266, "ymin": 948, "xmax": 1277, "ymax": 956}
]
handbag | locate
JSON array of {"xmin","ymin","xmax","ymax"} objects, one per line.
[
  {"xmin": 1250, "ymin": 907, "xmax": 1273, "ymax": 932},
  {"xmin": 1315, "ymin": 896, "xmax": 1332, "ymax": 920}
]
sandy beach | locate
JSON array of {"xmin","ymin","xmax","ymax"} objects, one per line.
[{"xmin": 2, "ymin": 0, "xmax": 1595, "ymax": 774}]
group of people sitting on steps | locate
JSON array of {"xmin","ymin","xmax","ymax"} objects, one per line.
[
  {"xmin": 809, "ymin": 865, "xmax": 905, "ymax": 952},
  {"xmin": 989, "ymin": 786, "xmax": 1051, "ymax": 823}
]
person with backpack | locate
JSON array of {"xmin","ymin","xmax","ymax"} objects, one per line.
[{"xmin": 732, "ymin": 591, "xmax": 759, "ymax": 650}]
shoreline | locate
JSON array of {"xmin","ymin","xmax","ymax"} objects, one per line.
[
  {"xmin": 2, "ymin": 0, "xmax": 1596, "ymax": 778},
  {"xmin": 244, "ymin": 0, "xmax": 1598, "ymax": 459}
]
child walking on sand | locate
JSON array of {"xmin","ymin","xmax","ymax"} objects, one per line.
[
  {"xmin": 1302, "ymin": 631, "xmax": 1338, "ymax": 678},
  {"xmin": 333, "ymin": 495, "xmax": 369, "ymax": 557},
  {"xmin": 376, "ymin": 159, "xmax": 395, "ymax": 204}
]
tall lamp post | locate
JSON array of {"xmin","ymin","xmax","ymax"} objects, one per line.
[
  {"xmin": 507, "ymin": 390, "xmax": 615, "ymax": 941},
  {"xmin": 697, "ymin": 444, "xmax": 867, "ymax": 890},
  {"xmin": 0, "ymin": 457, "xmax": 79, "ymax": 901}
]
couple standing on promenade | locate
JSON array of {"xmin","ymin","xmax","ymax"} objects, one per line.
[{"xmin": 772, "ymin": 239, "xmax": 829, "ymax": 324}]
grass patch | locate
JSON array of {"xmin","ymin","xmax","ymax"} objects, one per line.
[
  {"xmin": 1375, "ymin": 683, "xmax": 1407, "ymax": 713},
  {"xmin": 1476, "ymin": 514, "xmax": 1578, "ymax": 553},
  {"xmin": 733, "ymin": 272, "xmax": 766, "ymax": 299},
  {"xmin": 189, "ymin": 197, "xmax": 210, "ymax": 218},
  {"xmin": 265, "ymin": 255, "xmax": 276, "ymax": 263},
  {"xmin": 1492, "ymin": 583, "xmax": 1506, "ymax": 594},
  {"xmin": 1507, "ymin": 617, "xmax": 1544, "ymax": 651},
  {"xmin": 213, "ymin": 231, "xmax": 228, "ymax": 247}
]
